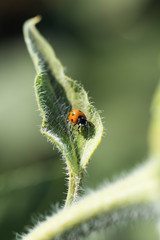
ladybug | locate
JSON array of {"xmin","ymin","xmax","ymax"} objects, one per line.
[{"xmin": 68, "ymin": 109, "xmax": 87, "ymax": 130}]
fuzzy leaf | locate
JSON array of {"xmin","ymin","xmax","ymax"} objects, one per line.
[
  {"xmin": 148, "ymin": 82, "xmax": 160, "ymax": 156},
  {"xmin": 23, "ymin": 16, "xmax": 103, "ymax": 203},
  {"xmin": 18, "ymin": 158, "xmax": 160, "ymax": 240}
]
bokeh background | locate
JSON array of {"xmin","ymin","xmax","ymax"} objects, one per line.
[{"xmin": 1, "ymin": 0, "xmax": 160, "ymax": 239}]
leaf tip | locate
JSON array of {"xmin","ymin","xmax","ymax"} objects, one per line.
[
  {"xmin": 23, "ymin": 15, "xmax": 42, "ymax": 33},
  {"xmin": 32, "ymin": 15, "xmax": 42, "ymax": 24}
]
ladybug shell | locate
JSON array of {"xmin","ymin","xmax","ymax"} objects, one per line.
[{"xmin": 68, "ymin": 109, "xmax": 86, "ymax": 125}]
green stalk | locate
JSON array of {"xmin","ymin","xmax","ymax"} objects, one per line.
[{"xmin": 65, "ymin": 170, "xmax": 80, "ymax": 207}]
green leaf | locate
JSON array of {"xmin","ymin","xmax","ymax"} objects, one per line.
[
  {"xmin": 18, "ymin": 158, "xmax": 160, "ymax": 240},
  {"xmin": 23, "ymin": 16, "xmax": 103, "ymax": 205},
  {"xmin": 148, "ymin": 81, "xmax": 160, "ymax": 156}
]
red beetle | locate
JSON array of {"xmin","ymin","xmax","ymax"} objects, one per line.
[{"xmin": 68, "ymin": 109, "xmax": 87, "ymax": 130}]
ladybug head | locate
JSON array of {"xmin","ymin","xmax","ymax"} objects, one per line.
[{"xmin": 77, "ymin": 116, "xmax": 87, "ymax": 127}]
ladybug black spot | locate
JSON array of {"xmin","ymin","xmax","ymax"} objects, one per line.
[{"xmin": 71, "ymin": 119, "xmax": 73, "ymax": 122}]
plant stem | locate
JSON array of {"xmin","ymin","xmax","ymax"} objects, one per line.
[
  {"xmin": 19, "ymin": 157, "xmax": 160, "ymax": 240},
  {"xmin": 65, "ymin": 169, "xmax": 80, "ymax": 207}
]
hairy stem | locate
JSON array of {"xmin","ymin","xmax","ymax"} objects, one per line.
[
  {"xmin": 65, "ymin": 170, "xmax": 80, "ymax": 207},
  {"xmin": 19, "ymin": 157, "xmax": 160, "ymax": 240}
]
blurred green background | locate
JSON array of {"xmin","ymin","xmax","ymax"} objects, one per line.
[{"xmin": 1, "ymin": 0, "xmax": 160, "ymax": 239}]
